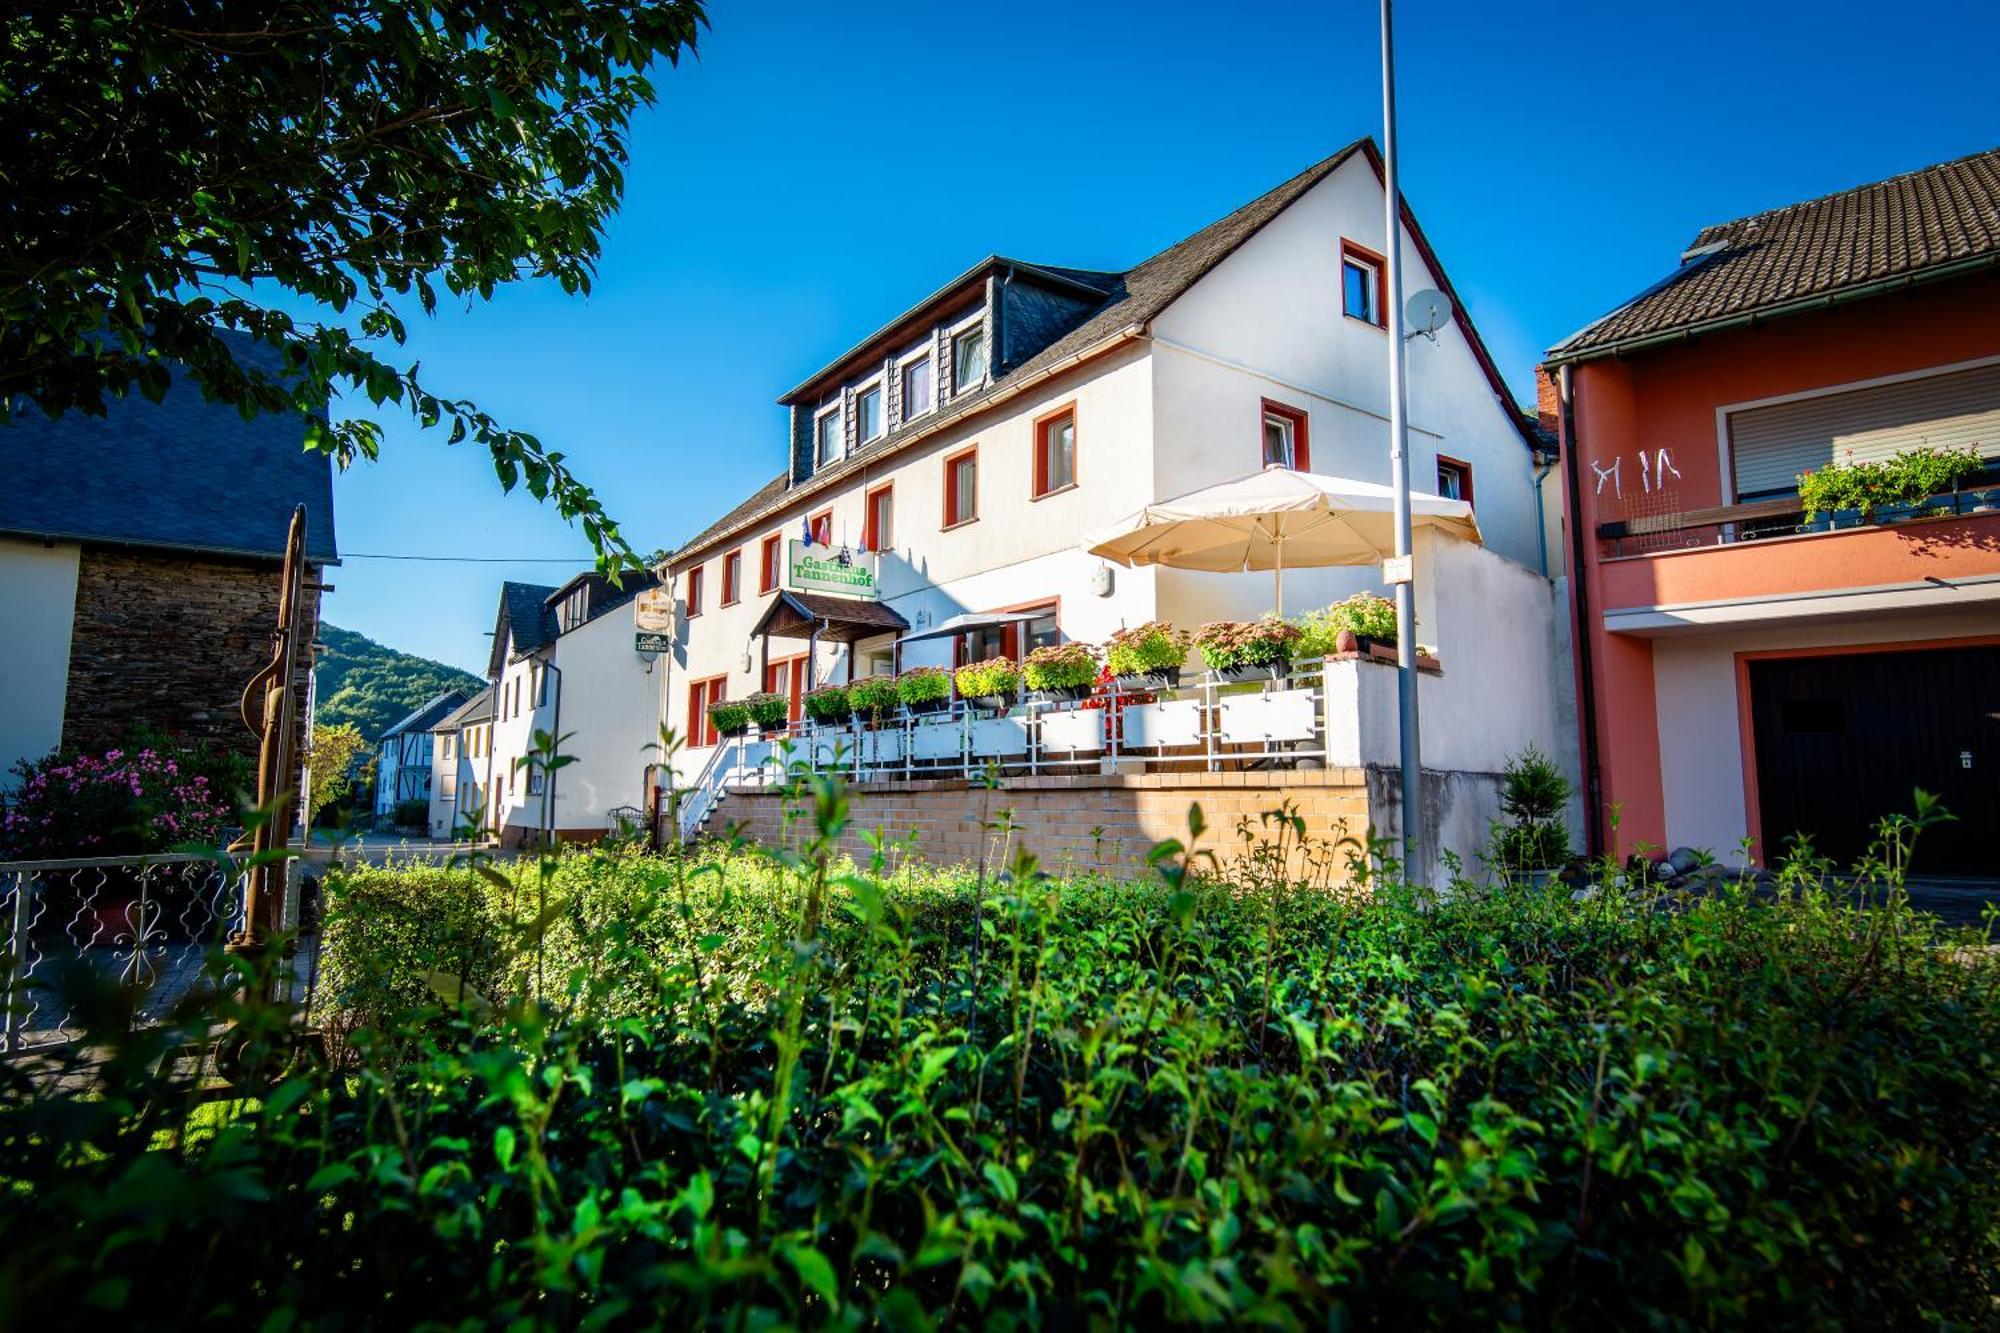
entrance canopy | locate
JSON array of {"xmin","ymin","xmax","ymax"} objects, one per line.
[
  {"xmin": 895, "ymin": 609, "xmax": 1042, "ymax": 647},
  {"xmin": 752, "ymin": 589, "xmax": 909, "ymax": 645}
]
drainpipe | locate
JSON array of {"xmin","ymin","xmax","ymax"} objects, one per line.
[
  {"xmin": 1530, "ymin": 447, "xmax": 1557, "ymax": 579},
  {"xmin": 540, "ymin": 658, "xmax": 563, "ymax": 851},
  {"xmin": 1557, "ymin": 363, "xmax": 1606, "ymax": 857},
  {"xmin": 482, "ymin": 672, "xmax": 498, "ymax": 844}
]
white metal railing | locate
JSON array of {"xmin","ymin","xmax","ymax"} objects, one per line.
[
  {"xmin": 680, "ymin": 660, "xmax": 1336, "ymax": 827},
  {"xmin": 0, "ymin": 853, "xmax": 247, "ymax": 1053}
]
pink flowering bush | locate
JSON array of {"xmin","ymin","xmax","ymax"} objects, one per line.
[{"xmin": 2, "ymin": 746, "xmax": 235, "ymax": 859}]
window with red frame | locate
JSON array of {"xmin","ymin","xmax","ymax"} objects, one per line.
[
  {"xmin": 1436, "ymin": 455, "xmax": 1473, "ymax": 504},
  {"xmin": 1033, "ymin": 406, "xmax": 1077, "ymax": 497},
  {"xmin": 864, "ymin": 483, "xmax": 894, "ymax": 552},
  {"xmin": 687, "ymin": 675, "xmax": 727, "ymax": 747},
  {"xmin": 1261, "ymin": 399, "xmax": 1311, "ymax": 470},
  {"xmin": 684, "ymin": 564, "xmax": 704, "ymax": 617},
  {"xmin": 763, "ymin": 654, "xmax": 808, "ymax": 722},
  {"xmin": 759, "ymin": 534, "xmax": 782, "ymax": 594},
  {"xmin": 808, "ymin": 509, "xmax": 832, "ymax": 546},
  {"xmin": 943, "ymin": 447, "xmax": 978, "ymax": 527},
  {"xmin": 1340, "ymin": 239, "xmax": 1387, "ymax": 327},
  {"xmin": 721, "ymin": 550, "xmax": 741, "ymax": 605}
]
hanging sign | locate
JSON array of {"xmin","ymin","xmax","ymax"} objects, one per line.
[
  {"xmin": 634, "ymin": 585, "xmax": 675, "ymax": 653},
  {"xmin": 786, "ymin": 541, "xmax": 879, "ymax": 601}
]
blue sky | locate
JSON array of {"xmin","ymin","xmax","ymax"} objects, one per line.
[{"xmin": 323, "ymin": 0, "xmax": 2000, "ymax": 673}]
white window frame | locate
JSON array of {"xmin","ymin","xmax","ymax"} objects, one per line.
[
  {"xmin": 1341, "ymin": 253, "xmax": 1381, "ymax": 324},
  {"xmin": 897, "ymin": 345, "xmax": 935, "ymax": 424},
  {"xmin": 948, "ymin": 312, "xmax": 988, "ymax": 397},
  {"xmin": 813, "ymin": 401, "xmax": 843, "ymax": 469},
  {"xmin": 853, "ymin": 375, "xmax": 885, "ymax": 445},
  {"xmin": 1262, "ymin": 410, "xmax": 1297, "ymax": 469}
]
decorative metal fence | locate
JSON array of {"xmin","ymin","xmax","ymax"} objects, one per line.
[
  {"xmin": 0, "ymin": 854, "xmax": 246, "ymax": 1053},
  {"xmin": 677, "ymin": 660, "xmax": 1337, "ymax": 841}
]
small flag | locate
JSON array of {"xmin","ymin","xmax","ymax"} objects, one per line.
[{"xmin": 800, "ymin": 518, "xmax": 814, "ymax": 547}]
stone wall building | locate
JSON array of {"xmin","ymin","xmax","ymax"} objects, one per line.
[{"xmin": 0, "ymin": 336, "xmax": 337, "ymax": 786}]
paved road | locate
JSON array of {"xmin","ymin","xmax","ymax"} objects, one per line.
[{"xmin": 1896, "ymin": 879, "xmax": 2000, "ymax": 930}]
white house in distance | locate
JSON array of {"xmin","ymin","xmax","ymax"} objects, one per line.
[
  {"xmin": 662, "ymin": 138, "xmax": 1575, "ymax": 881},
  {"xmin": 483, "ymin": 572, "xmax": 662, "ymax": 846},
  {"xmin": 428, "ymin": 684, "xmax": 492, "ymax": 838},
  {"xmin": 372, "ymin": 690, "xmax": 467, "ymax": 825}
]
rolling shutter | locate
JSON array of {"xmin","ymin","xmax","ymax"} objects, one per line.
[{"xmin": 1729, "ymin": 362, "xmax": 2000, "ymax": 499}]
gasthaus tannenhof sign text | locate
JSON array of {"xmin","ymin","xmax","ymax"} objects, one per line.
[{"xmin": 787, "ymin": 541, "xmax": 879, "ymax": 600}]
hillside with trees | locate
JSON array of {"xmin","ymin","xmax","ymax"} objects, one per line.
[{"xmin": 315, "ymin": 625, "xmax": 483, "ymax": 744}]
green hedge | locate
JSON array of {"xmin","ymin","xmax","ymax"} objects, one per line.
[{"xmin": 3, "ymin": 810, "xmax": 1996, "ymax": 1328}]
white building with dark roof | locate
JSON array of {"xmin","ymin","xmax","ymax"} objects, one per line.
[{"xmin": 659, "ymin": 140, "xmax": 1576, "ymax": 881}]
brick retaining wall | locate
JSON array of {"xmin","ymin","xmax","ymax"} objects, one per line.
[{"xmin": 709, "ymin": 770, "xmax": 1376, "ymax": 880}]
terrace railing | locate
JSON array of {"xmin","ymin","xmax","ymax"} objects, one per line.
[
  {"xmin": 0, "ymin": 853, "xmax": 245, "ymax": 1053},
  {"xmin": 1596, "ymin": 483, "xmax": 2000, "ymax": 558},
  {"xmin": 687, "ymin": 658, "xmax": 1339, "ymax": 817}
]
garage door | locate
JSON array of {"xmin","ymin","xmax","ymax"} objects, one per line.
[{"xmin": 1748, "ymin": 645, "xmax": 1999, "ymax": 878}]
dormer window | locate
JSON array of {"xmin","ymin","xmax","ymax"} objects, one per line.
[
  {"xmin": 900, "ymin": 353, "xmax": 933, "ymax": 422},
  {"xmin": 814, "ymin": 405, "xmax": 842, "ymax": 468},
  {"xmin": 558, "ymin": 585, "xmax": 590, "ymax": 632},
  {"xmin": 855, "ymin": 381, "xmax": 883, "ymax": 444},
  {"xmin": 951, "ymin": 323, "xmax": 986, "ymax": 395}
]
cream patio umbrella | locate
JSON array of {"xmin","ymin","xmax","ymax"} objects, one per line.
[{"xmin": 1082, "ymin": 465, "xmax": 1480, "ymax": 612}]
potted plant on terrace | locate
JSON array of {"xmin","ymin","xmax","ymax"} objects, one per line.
[
  {"xmin": 706, "ymin": 698, "xmax": 752, "ymax": 738},
  {"xmin": 1311, "ymin": 591, "xmax": 1399, "ymax": 656},
  {"xmin": 953, "ymin": 656, "xmax": 1021, "ymax": 715},
  {"xmin": 849, "ymin": 674, "xmax": 902, "ymax": 726},
  {"xmin": 1797, "ymin": 443, "xmax": 1985, "ymax": 526},
  {"xmin": 897, "ymin": 666, "xmax": 951, "ymax": 716},
  {"xmin": 1194, "ymin": 616, "xmax": 1302, "ymax": 682},
  {"xmin": 803, "ymin": 684, "xmax": 852, "ymax": 726},
  {"xmin": 1105, "ymin": 621, "xmax": 1192, "ymax": 688},
  {"xmin": 744, "ymin": 691, "xmax": 789, "ymax": 734},
  {"xmin": 1023, "ymin": 641, "xmax": 1099, "ymax": 702}
]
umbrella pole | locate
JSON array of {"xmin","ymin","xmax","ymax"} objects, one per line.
[{"xmin": 1274, "ymin": 542, "xmax": 1284, "ymax": 616}]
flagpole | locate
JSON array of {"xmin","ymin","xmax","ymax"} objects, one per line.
[{"xmin": 1381, "ymin": 0, "xmax": 1424, "ymax": 884}]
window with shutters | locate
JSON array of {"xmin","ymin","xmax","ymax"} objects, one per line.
[{"xmin": 1727, "ymin": 361, "xmax": 2000, "ymax": 501}]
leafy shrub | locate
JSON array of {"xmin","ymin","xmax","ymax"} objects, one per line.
[
  {"xmin": 1193, "ymin": 616, "xmax": 1302, "ymax": 671},
  {"xmin": 953, "ymin": 655, "xmax": 1021, "ymax": 700},
  {"xmin": 802, "ymin": 684, "xmax": 851, "ymax": 724},
  {"xmin": 847, "ymin": 675, "xmax": 901, "ymax": 721},
  {"xmin": 3, "ymin": 792, "xmax": 1996, "ymax": 1330},
  {"xmin": 1797, "ymin": 443, "xmax": 1986, "ymax": 520},
  {"xmin": 1105, "ymin": 621, "xmax": 1193, "ymax": 676},
  {"xmin": 1022, "ymin": 641, "xmax": 1099, "ymax": 691},
  {"xmin": 743, "ymin": 691, "xmax": 789, "ymax": 730},
  {"xmin": 1, "ymin": 744, "xmax": 232, "ymax": 857},
  {"xmin": 705, "ymin": 697, "xmax": 752, "ymax": 736},
  {"xmin": 391, "ymin": 797, "xmax": 429, "ymax": 828},
  {"xmin": 896, "ymin": 666, "xmax": 950, "ymax": 706}
]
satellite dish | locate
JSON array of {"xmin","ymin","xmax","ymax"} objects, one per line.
[{"xmin": 1405, "ymin": 288, "xmax": 1453, "ymax": 341}]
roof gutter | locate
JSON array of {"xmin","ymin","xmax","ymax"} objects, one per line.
[
  {"xmin": 1546, "ymin": 252, "xmax": 2000, "ymax": 367},
  {"xmin": 674, "ymin": 324, "xmax": 1147, "ymax": 569}
]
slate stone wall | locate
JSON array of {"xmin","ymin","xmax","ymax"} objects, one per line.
[{"xmin": 62, "ymin": 546, "xmax": 321, "ymax": 766}]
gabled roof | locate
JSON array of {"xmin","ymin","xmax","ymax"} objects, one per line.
[
  {"xmin": 437, "ymin": 684, "xmax": 494, "ymax": 729},
  {"xmin": 1548, "ymin": 145, "xmax": 2000, "ymax": 362},
  {"xmin": 672, "ymin": 137, "xmax": 1535, "ymax": 566},
  {"xmin": 750, "ymin": 589, "xmax": 910, "ymax": 644},
  {"xmin": 380, "ymin": 690, "xmax": 470, "ymax": 740},
  {"xmin": 488, "ymin": 580, "xmax": 558, "ymax": 677},
  {"xmin": 0, "ymin": 332, "xmax": 339, "ymax": 562},
  {"xmin": 543, "ymin": 567, "xmax": 661, "ymax": 624}
]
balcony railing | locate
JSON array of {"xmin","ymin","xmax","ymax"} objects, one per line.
[
  {"xmin": 671, "ymin": 658, "xmax": 1399, "ymax": 839},
  {"xmin": 1595, "ymin": 485, "xmax": 2000, "ymax": 558}
]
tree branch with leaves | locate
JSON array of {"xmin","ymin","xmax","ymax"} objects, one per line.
[{"xmin": 0, "ymin": 0, "xmax": 708, "ymax": 567}]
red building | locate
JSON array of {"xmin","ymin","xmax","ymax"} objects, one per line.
[{"xmin": 1542, "ymin": 148, "xmax": 2000, "ymax": 876}]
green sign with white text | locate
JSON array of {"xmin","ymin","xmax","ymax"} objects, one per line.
[{"xmin": 787, "ymin": 541, "xmax": 879, "ymax": 600}]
